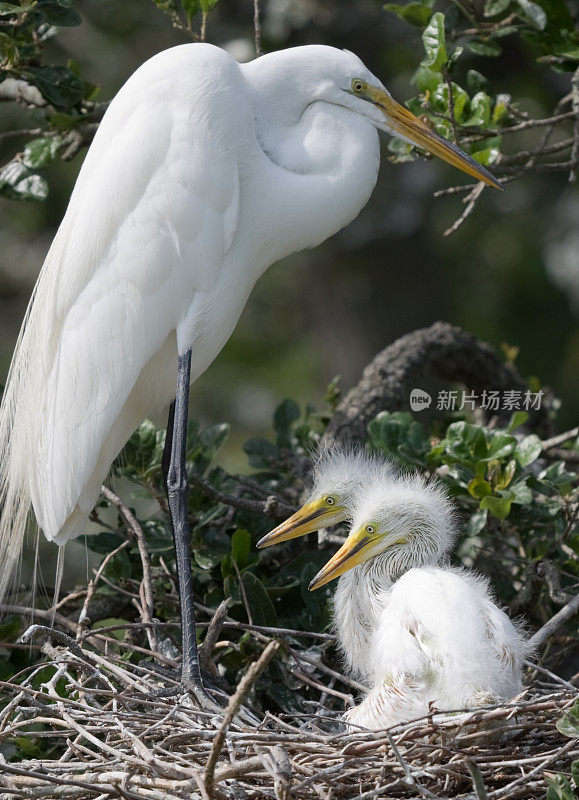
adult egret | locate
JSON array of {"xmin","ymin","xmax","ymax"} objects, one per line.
[
  {"xmin": 0, "ymin": 43, "xmax": 499, "ymax": 708},
  {"xmin": 260, "ymin": 454, "xmax": 529, "ymax": 729}
]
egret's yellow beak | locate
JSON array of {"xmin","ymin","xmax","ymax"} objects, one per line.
[
  {"xmin": 309, "ymin": 527, "xmax": 382, "ymax": 591},
  {"xmin": 256, "ymin": 499, "xmax": 346, "ymax": 549},
  {"xmin": 367, "ymin": 86, "xmax": 502, "ymax": 190}
]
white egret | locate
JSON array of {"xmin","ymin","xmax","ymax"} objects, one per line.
[
  {"xmin": 261, "ymin": 453, "xmax": 529, "ymax": 729},
  {"xmin": 0, "ymin": 43, "xmax": 500, "ymax": 708}
]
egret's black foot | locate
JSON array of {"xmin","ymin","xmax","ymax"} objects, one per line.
[
  {"xmin": 184, "ymin": 677, "xmax": 228, "ymax": 713},
  {"xmin": 147, "ymin": 673, "xmax": 226, "ymax": 711}
]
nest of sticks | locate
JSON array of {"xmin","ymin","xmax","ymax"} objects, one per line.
[{"xmin": 0, "ymin": 607, "xmax": 577, "ymax": 800}]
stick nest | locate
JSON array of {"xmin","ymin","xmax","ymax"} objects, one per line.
[{"xmin": 0, "ymin": 618, "xmax": 577, "ymax": 800}]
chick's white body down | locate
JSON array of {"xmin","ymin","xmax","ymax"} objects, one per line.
[{"xmin": 334, "ymin": 562, "xmax": 528, "ymax": 729}]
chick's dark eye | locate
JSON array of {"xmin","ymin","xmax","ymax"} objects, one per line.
[{"xmin": 326, "ymin": 496, "xmax": 335, "ymax": 506}]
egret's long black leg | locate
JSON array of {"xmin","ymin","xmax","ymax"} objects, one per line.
[{"xmin": 165, "ymin": 351, "xmax": 219, "ymax": 710}]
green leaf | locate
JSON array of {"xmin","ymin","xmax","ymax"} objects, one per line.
[
  {"xmin": 25, "ymin": 66, "xmax": 84, "ymax": 107},
  {"xmin": 22, "ymin": 135, "xmax": 64, "ymax": 168},
  {"xmin": 468, "ymin": 40, "xmax": 502, "ymax": 57},
  {"xmin": 492, "ymin": 93, "xmax": 511, "ymax": 123},
  {"xmin": 231, "ymin": 529, "xmax": 251, "ymax": 570},
  {"xmin": 487, "ymin": 432, "xmax": 517, "ymax": 459},
  {"xmin": 86, "ymin": 531, "xmax": 125, "ymax": 554},
  {"xmin": 572, "ymin": 760, "xmax": 579, "ymax": 785},
  {"xmin": 421, "ymin": 12, "xmax": 447, "ymax": 71},
  {"xmin": 122, "ymin": 419, "xmax": 163, "ymax": 475},
  {"xmin": 556, "ymin": 698, "xmax": 579, "ymax": 738},
  {"xmin": 240, "ymin": 572, "xmax": 278, "ymax": 627},
  {"xmin": 0, "ymin": 162, "xmax": 48, "ymax": 202},
  {"xmin": 470, "ymin": 135, "xmax": 501, "ymax": 166},
  {"xmin": 368, "ymin": 411, "xmax": 430, "ymax": 466},
  {"xmin": 465, "ymin": 92, "xmax": 492, "ymax": 126},
  {"xmin": 468, "ymin": 475, "xmax": 492, "ymax": 499},
  {"xmin": 507, "ymin": 410, "xmax": 529, "ymax": 431},
  {"xmin": 493, "ymin": 24, "xmax": 518, "ymax": 37},
  {"xmin": 484, "ymin": 0, "xmax": 511, "ymax": 16},
  {"xmin": 431, "ymin": 81, "xmax": 469, "ymax": 122},
  {"xmin": 152, "ymin": 0, "xmax": 178, "ymax": 12},
  {"xmin": 545, "ymin": 774, "xmax": 576, "ymax": 800},
  {"xmin": 199, "ymin": 0, "xmax": 219, "ymax": 11},
  {"xmin": 509, "ymin": 479, "xmax": 532, "ymax": 504},
  {"xmin": 194, "ymin": 527, "xmax": 230, "ymax": 569},
  {"xmin": 466, "ymin": 70, "xmax": 490, "ymax": 95},
  {"xmin": 411, "ymin": 66, "xmax": 442, "ymax": 92},
  {"xmin": 480, "ymin": 493, "xmax": 513, "ymax": 519},
  {"xmin": 199, "ymin": 422, "xmax": 230, "ymax": 457},
  {"xmin": 0, "ymin": 615, "xmax": 20, "ymax": 641},
  {"xmin": 105, "ymin": 548, "xmax": 132, "ymax": 581},
  {"xmin": 387, "ymin": 137, "xmax": 416, "ymax": 163},
  {"xmin": 466, "ymin": 508, "xmax": 488, "ymax": 536},
  {"xmin": 443, "ymin": 421, "xmax": 488, "ymax": 463},
  {"xmin": 447, "ymin": 45, "xmax": 463, "ymax": 70},
  {"xmin": 273, "ymin": 399, "xmax": 300, "ymax": 448},
  {"xmin": 49, "ymin": 110, "xmax": 82, "ymax": 130},
  {"xmin": 516, "ymin": 0, "xmax": 547, "ymax": 29},
  {"xmin": 515, "ymin": 434, "xmax": 542, "ymax": 466},
  {"xmin": 495, "ymin": 459, "xmax": 516, "ymax": 490},
  {"xmin": 383, "ymin": 1, "xmax": 434, "ymax": 26},
  {"xmin": 181, "ymin": 0, "xmax": 199, "ymax": 20},
  {"xmin": 243, "ymin": 438, "xmax": 279, "ymax": 470},
  {"xmin": 0, "ymin": 2, "xmax": 35, "ymax": 14}
]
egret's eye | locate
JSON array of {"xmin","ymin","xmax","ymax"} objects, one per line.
[
  {"xmin": 352, "ymin": 79, "xmax": 366, "ymax": 94},
  {"xmin": 325, "ymin": 495, "xmax": 337, "ymax": 506},
  {"xmin": 365, "ymin": 524, "xmax": 375, "ymax": 535}
]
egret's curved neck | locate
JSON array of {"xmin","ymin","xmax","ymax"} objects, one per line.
[{"xmin": 240, "ymin": 64, "xmax": 379, "ymax": 266}]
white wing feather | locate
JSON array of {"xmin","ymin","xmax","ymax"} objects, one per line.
[{"xmin": 3, "ymin": 44, "xmax": 243, "ymax": 548}]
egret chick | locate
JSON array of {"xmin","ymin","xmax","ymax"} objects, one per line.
[
  {"xmin": 256, "ymin": 447, "xmax": 395, "ymax": 549},
  {"xmin": 309, "ymin": 473, "xmax": 530, "ymax": 730}
]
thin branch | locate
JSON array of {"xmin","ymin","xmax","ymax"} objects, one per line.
[
  {"xmin": 190, "ymin": 471, "xmax": 295, "ymax": 520},
  {"xmin": 199, "ymin": 598, "xmax": 231, "ymax": 675},
  {"xmin": 204, "ymin": 641, "xmax": 279, "ymax": 797},
  {"xmin": 569, "ymin": 66, "xmax": 579, "ymax": 183},
  {"xmin": 529, "ymin": 592, "xmax": 579, "ymax": 649},
  {"xmin": 443, "ymin": 182, "xmax": 485, "ymax": 236},
  {"xmin": 253, "ymin": 0, "xmax": 262, "ymax": 57},
  {"xmin": 541, "ymin": 426, "xmax": 579, "ymax": 451},
  {"xmin": 101, "ymin": 485, "xmax": 157, "ymax": 652},
  {"xmin": 76, "ymin": 539, "xmax": 131, "ymax": 637}
]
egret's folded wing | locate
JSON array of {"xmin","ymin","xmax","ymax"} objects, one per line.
[{"xmin": 26, "ymin": 74, "xmax": 242, "ymax": 540}]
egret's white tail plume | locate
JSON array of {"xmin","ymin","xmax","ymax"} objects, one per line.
[
  {"xmin": 0, "ymin": 284, "xmax": 38, "ymax": 608},
  {"xmin": 0, "ymin": 241, "xmax": 59, "ymax": 608}
]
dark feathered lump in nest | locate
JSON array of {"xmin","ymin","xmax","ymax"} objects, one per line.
[{"xmin": 0, "ymin": 629, "xmax": 577, "ymax": 800}]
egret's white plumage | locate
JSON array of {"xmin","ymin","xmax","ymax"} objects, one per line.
[
  {"xmin": 0, "ymin": 44, "xmax": 384, "ymax": 598},
  {"xmin": 260, "ymin": 451, "xmax": 530, "ymax": 730}
]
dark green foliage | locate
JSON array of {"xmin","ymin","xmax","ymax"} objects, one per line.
[
  {"xmin": 0, "ymin": 0, "xmax": 98, "ymax": 201},
  {"xmin": 383, "ymin": 0, "xmax": 578, "ymax": 172}
]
